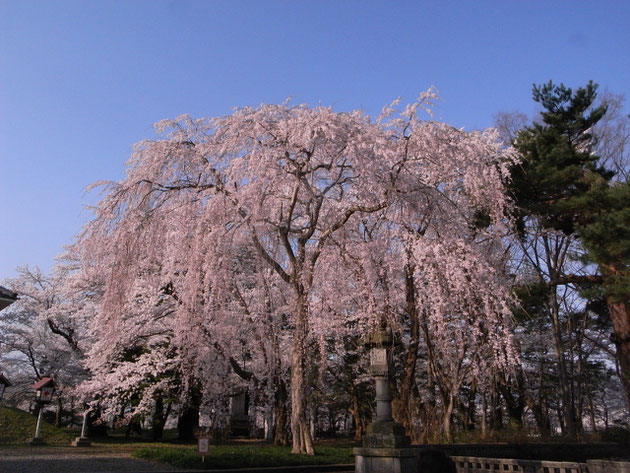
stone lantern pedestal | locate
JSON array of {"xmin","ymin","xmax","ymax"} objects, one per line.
[
  {"xmin": 353, "ymin": 330, "xmax": 417, "ymax": 473},
  {"xmin": 72, "ymin": 407, "xmax": 91, "ymax": 447}
]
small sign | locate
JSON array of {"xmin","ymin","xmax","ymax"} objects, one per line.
[
  {"xmin": 198, "ymin": 437, "xmax": 210, "ymax": 455},
  {"xmin": 40, "ymin": 389, "xmax": 53, "ymax": 402}
]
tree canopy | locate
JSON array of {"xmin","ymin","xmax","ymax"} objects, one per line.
[
  {"xmin": 73, "ymin": 92, "xmax": 518, "ymax": 452},
  {"xmin": 2, "ymin": 83, "xmax": 628, "ymax": 447}
]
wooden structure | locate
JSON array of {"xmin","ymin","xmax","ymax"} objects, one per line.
[
  {"xmin": 0, "ymin": 285, "xmax": 17, "ymax": 311},
  {"xmin": 30, "ymin": 377, "xmax": 56, "ymax": 445}
]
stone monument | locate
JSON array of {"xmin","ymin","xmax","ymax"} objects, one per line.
[{"xmin": 229, "ymin": 391, "xmax": 250, "ymax": 437}]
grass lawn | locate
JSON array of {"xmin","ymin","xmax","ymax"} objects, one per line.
[
  {"xmin": 0, "ymin": 407, "xmax": 354, "ymax": 469},
  {"xmin": 133, "ymin": 442, "xmax": 355, "ymax": 470},
  {"xmin": 0, "ymin": 406, "xmax": 76, "ymax": 445}
]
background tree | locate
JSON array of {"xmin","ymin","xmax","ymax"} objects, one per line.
[
  {"xmin": 0, "ymin": 266, "xmax": 91, "ymax": 426},
  {"xmin": 594, "ymin": 91, "xmax": 630, "ymax": 182},
  {"xmin": 510, "ymin": 80, "xmax": 630, "ymax": 421},
  {"xmin": 577, "ymin": 182, "xmax": 630, "ymax": 408}
]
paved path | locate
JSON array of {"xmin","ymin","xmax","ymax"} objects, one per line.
[{"xmin": 0, "ymin": 446, "xmax": 181, "ymax": 473}]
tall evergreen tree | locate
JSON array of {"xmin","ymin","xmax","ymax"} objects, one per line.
[
  {"xmin": 511, "ymin": 80, "xmax": 630, "ymax": 413},
  {"xmin": 510, "ymin": 81, "xmax": 611, "ymax": 235},
  {"xmin": 578, "ymin": 181, "xmax": 630, "ymax": 408}
]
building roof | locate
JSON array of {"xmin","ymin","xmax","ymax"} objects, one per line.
[{"xmin": 0, "ymin": 286, "xmax": 18, "ymax": 311}]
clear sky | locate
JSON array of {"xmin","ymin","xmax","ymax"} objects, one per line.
[{"xmin": 1, "ymin": 0, "xmax": 629, "ymax": 279}]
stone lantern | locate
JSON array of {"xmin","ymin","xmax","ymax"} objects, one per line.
[
  {"xmin": 0, "ymin": 372, "xmax": 11, "ymax": 402},
  {"xmin": 354, "ymin": 329, "xmax": 416, "ymax": 473},
  {"xmin": 30, "ymin": 377, "xmax": 56, "ymax": 445}
]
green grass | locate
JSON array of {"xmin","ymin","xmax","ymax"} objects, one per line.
[
  {"xmin": 0, "ymin": 406, "xmax": 75, "ymax": 445},
  {"xmin": 133, "ymin": 443, "xmax": 354, "ymax": 470}
]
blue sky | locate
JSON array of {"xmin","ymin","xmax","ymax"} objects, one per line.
[{"xmin": 1, "ymin": 0, "xmax": 629, "ymax": 278}]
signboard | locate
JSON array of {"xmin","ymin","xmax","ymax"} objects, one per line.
[{"xmin": 198, "ymin": 437, "xmax": 210, "ymax": 455}]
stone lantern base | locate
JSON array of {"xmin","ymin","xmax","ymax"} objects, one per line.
[
  {"xmin": 353, "ymin": 447, "xmax": 418, "ymax": 473},
  {"xmin": 72, "ymin": 436, "xmax": 91, "ymax": 447},
  {"xmin": 362, "ymin": 420, "xmax": 409, "ymax": 448},
  {"xmin": 354, "ymin": 419, "xmax": 417, "ymax": 473}
]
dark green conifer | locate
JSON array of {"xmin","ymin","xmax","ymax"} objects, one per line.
[{"xmin": 511, "ymin": 80, "xmax": 630, "ymax": 411}]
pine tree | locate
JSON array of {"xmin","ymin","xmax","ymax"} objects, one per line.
[
  {"xmin": 510, "ymin": 80, "xmax": 611, "ymax": 236},
  {"xmin": 511, "ymin": 80, "xmax": 630, "ymax": 413},
  {"xmin": 578, "ymin": 182, "xmax": 630, "ymax": 407}
]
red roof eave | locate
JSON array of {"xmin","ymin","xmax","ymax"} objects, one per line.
[{"xmin": 32, "ymin": 377, "xmax": 55, "ymax": 390}]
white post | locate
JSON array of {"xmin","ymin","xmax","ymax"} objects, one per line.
[
  {"xmin": 34, "ymin": 406, "xmax": 44, "ymax": 439},
  {"xmin": 80, "ymin": 409, "xmax": 89, "ymax": 438}
]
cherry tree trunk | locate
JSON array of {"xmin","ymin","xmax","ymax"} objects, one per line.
[
  {"xmin": 488, "ymin": 379, "xmax": 503, "ymax": 431},
  {"xmin": 442, "ymin": 396, "xmax": 455, "ymax": 442},
  {"xmin": 152, "ymin": 396, "xmax": 171, "ymax": 440},
  {"xmin": 393, "ymin": 263, "xmax": 420, "ymax": 437},
  {"xmin": 349, "ymin": 389, "xmax": 367, "ymax": 441},
  {"xmin": 177, "ymin": 387, "xmax": 201, "ymax": 442},
  {"xmin": 177, "ymin": 406, "xmax": 199, "ymax": 441},
  {"xmin": 461, "ymin": 386, "xmax": 477, "ymax": 431},
  {"xmin": 290, "ymin": 294, "xmax": 314, "ymax": 455},
  {"xmin": 125, "ymin": 418, "xmax": 142, "ymax": 438},
  {"xmin": 273, "ymin": 378, "xmax": 289, "ymax": 446},
  {"xmin": 607, "ymin": 298, "xmax": 630, "ymax": 411}
]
